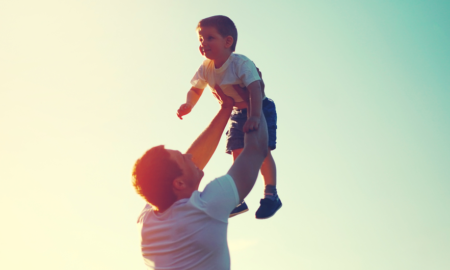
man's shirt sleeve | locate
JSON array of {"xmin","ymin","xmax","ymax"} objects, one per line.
[{"xmin": 199, "ymin": 174, "xmax": 239, "ymax": 222}]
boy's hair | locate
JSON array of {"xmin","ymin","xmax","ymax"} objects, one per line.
[
  {"xmin": 197, "ymin": 15, "xmax": 238, "ymax": 52},
  {"xmin": 132, "ymin": 145, "xmax": 183, "ymax": 212}
]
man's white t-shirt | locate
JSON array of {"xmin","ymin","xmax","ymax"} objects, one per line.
[
  {"xmin": 137, "ymin": 174, "xmax": 239, "ymax": 270},
  {"xmin": 191, "ymin": 53, "xmax": 261, "ymax": 103}
]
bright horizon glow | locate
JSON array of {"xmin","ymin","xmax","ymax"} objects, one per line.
[{"xmin": 1, "ymin": 1, "xmax": 449, "ymax": 269}]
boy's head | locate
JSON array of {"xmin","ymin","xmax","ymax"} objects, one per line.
[{"xmin": 197, "ymin": 15, "xmax": 238, "ymax": 52}]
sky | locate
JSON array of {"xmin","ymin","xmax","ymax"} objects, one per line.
[{"xmin": 1, "ymin": 0, "xmax": 449, "ymax": 269}]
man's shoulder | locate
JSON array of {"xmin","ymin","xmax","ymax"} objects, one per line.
[
  {"xmin": 200, "ymin": 175, "xmax": 238, "ymax": 203},
  {"xmin": 137, "ymin": 203, "xmax": 153, "ymax": 224},
  {"xmin": 197, "ymin": 174, "xmax": 239, "ymax": 222},
  {"xmin": 200, "ymin": 175, "xmax": 237, "ymax": 201},
  {"xmin": 202, "ymin": 174, "xmax": 235, "ymax": 191}
]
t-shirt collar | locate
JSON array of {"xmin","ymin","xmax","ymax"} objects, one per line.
[{"xmin": 214, "ymin": 53, "xmax": 233, "ymax": 72}]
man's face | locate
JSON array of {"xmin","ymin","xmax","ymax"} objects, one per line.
[
  {"xmin": 167, "ymin": 149, "xmax": 204, "ymax": 190},
  {"xmin": 197, "ymin": 26, "xmax": 228, "ymax": 60}
]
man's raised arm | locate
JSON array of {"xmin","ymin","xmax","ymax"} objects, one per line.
[
  {"xmin": 185, "ymin": 86, "xmax": 234, "ymax": 170},
  {"xmin": 227, "ymin": 104, "xmax": 268, "ymax": 202}
]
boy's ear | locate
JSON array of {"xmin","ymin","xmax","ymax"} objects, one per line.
[{"xmin": 225, "ymin": 36, "xmax": 234, "ymax": 49}]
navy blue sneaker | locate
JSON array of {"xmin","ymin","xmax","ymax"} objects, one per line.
[
  {"xmin": 255, "ymin": 197, "xmax": 282, "ymax": 219},
  {"xmin": 229, "ymin": 201, "xmax": 249, "ymax": 218}
]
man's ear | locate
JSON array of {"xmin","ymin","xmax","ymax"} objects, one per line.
[
  {"xmin": 173, "ymin": 177, "xmax": 186, "ymax": 191},
  {"xmin": 225, "ymin": 36, "xmax": 234, "ymax": 49}
]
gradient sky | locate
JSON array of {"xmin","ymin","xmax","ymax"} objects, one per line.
[{"xmin": 1, "ymin": 1, "xmax": 449, "ymax": 269}]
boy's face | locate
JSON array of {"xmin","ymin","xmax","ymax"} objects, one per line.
[{"xmin": 197, "ymin": 26, "xmax": 231, "ymax": 60}]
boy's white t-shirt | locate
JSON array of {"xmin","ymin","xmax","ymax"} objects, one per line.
[
  {"xmin": 137, "ymin": 174, "xmax": 239, "ymax": 270},
  {"xmin": 191, "ymin": 53, "xmax": 261, "ymax": 102}
]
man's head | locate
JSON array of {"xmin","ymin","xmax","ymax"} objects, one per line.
[
  {"xmin": 196, "ymin": 15, "xmax": 238, "ymax": 59},
  {"xmin": 132, "ymin": 145, "xmax": 204, "ymax": 212}
]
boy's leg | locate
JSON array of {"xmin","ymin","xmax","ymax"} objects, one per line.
[
  {"xmin": 261, "ymin": 98, "xmax": 277, "ymax": 191},
  {"xmin": 231, "ymin": 148, "xmax": 243, "ymax": 161},
  {"xmin": 260, "ymin": 150, "xmax": 276, "ymax": 187},
  {"xmin": 255, "ymin": 150, "xmax": 281, "ymax": 219},
  {"xmin": 255, "ymin": 99, "xmax": 282, "ymax": 219}
]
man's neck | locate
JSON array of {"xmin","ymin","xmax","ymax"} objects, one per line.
[
  {"xmin": 175, "ymin": 188, "xmax": 196, "ymax": 201},
  {"xmin": 213, "ymin": 51, "xmax": 232, "ymax": 69},
  {"xmin": 155, "ymin": 189, "xmax": 194, "ymax": 214}
]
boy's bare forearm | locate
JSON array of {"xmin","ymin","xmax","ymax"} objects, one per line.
[
  {"xmin": 186, "ymin": 87, "xmax": 204, "ymax": 107},
  {"xmin": 247, "ymin": 81, "xmax": 262, "ymax": 118}
]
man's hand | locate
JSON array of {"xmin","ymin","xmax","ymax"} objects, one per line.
[
  {"xmin": 177, "ymin": 103, "xmax": 192, "ymax": 120},
  {"xmin": 213, "ymin": 85, "xmax": 234, "ymax": 109},
  {"xmin": 243, "ymin": 116, "xmax": 260, "ymax": 133}
]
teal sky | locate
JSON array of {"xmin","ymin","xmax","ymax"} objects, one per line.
[{"xmin": 1, "ymin": 1, "xmax": 449, "ymax": 269}]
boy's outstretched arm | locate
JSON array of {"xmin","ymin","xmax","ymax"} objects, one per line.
[{"xmin": 177, "ymin": 87, "xmax": 204, "ymax": 119}]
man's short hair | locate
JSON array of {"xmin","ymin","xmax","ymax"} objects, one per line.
[
  {"xmin": 132, "ymin": 145, "xmax": 183, "ymax": 211},
  {"xmin": 197, "ymin": 15, "xmax": 238, "ymax": 52}
]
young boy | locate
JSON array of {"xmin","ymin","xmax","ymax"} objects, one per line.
[{"xmin": 177, "ymin": 15, "xmax": 281, "ymax": 219}]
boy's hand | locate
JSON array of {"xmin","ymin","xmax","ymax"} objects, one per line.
[
  {"xmin": 243, "ymin": 116, "xmax": 260, "ymax": 133},
  {"xmin": 177, "ymin": 103, "xmax": 192, "ymax": 119}
]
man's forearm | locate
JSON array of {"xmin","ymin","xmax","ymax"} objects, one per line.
[
  {"xmin": 185, "ymin": 106, "xmax": 232, "ymax": 170},
  {"xmin": 227, "ymin": 110, "xmax": 268, "ymax": 201}
]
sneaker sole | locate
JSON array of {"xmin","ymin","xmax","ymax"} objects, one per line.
[
  {"xmin": 229, "ymin": 208, "xmax": 249, "ymax": 218},
  {"xmin": 255, "ymin": 204, "xmax": 282, "ymax": 220}
]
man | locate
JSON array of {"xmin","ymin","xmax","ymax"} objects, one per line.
[{"xmin": 132, "ymin": 84, "xmax": 268, "ymax": 270}]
